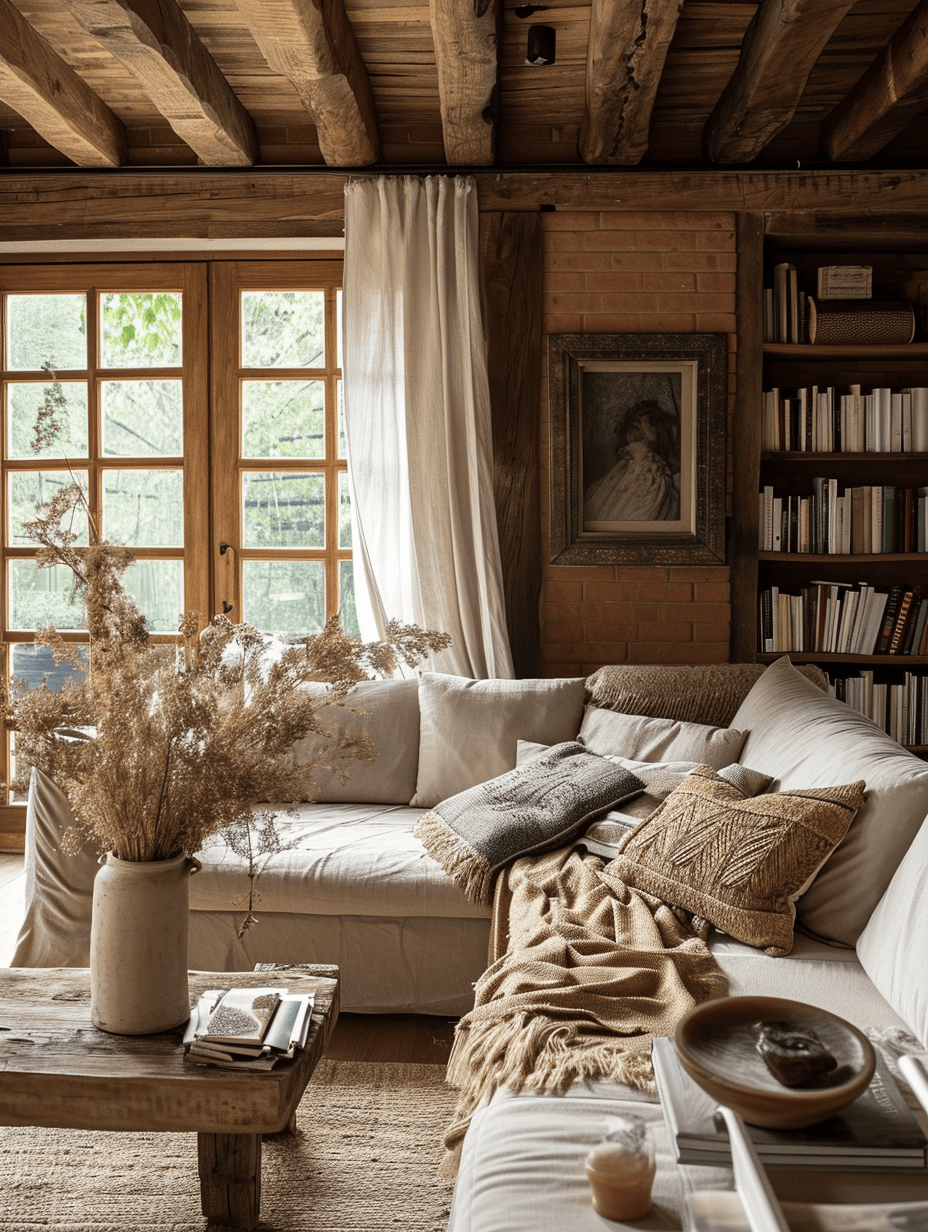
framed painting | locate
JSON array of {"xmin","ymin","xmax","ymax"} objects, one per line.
[{"xmin": 548, "ymin": 333, "xmax": 728, "ymax": 565}]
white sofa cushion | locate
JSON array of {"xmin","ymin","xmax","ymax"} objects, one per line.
[
  {"xmin": 731, "ymin": 656, "xmax": 928, "ymax": 948},
  {"xmin": 857, "ymin": 814, "xmax": 928, "ymax": 1047},
  {"xmin": 411, "ymin": 673, "xmax": 587, "ymax": 808},
  {"xmin": 578, "ymin": 706, "xmax": 746, "ymax": 768},
  {"xmin": 291, "ymin": 677, "xmax": 420, "ymax": 804}
]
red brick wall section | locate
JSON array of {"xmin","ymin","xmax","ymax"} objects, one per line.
[{"xmin": 540, "ymin": 211, "xmax": 736, "ymax": 677}]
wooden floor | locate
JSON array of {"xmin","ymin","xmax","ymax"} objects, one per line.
[{"xmin": 0, "ymin": 853, "xmax": 457, "ymax": 1065}]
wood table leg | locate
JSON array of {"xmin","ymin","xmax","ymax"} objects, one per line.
[{"xmin": 197, "ymin": 1132, "xmax": 262, "ymax": 1229}]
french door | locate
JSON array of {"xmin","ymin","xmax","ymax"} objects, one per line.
[{"xmin": 1, "ymin": 256, "xmax": 347, "ymax": 836}]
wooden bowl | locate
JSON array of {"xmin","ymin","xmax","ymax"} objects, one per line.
[{"xmin": 674, "ymin": 995, "xmax": 875, "ymax": 1129}]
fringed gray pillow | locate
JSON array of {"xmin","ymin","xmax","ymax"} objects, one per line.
[{"xmin": 414, "ymin": 741, "xmax": 644, "ymax": 905}]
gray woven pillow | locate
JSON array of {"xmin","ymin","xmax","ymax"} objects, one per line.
[{"xmin": 414, "ymin": 742, "xmax": 644, "ymax": 905}]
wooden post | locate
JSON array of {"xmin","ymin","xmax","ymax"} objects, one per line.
[
  {"xmin": 198, "ymin": 1132, "xmax": 262, "ymax": 1229},
  {"xmin": 480, "ymin": 209, "xmax": 543, "ymax": 678}
]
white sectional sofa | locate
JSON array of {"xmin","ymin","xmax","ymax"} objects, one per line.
[
  {"xmin": 13, "ymin": 655, "xmax": 928, "ymax": 1227},
  {"xmin": 447, "ymin": 656, "xmax": 928, "ymax": 1231}
]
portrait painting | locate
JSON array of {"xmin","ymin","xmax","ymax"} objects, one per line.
[{"xmin": 548, "ymin": 334, "xmax": 727, "ymax": 565}]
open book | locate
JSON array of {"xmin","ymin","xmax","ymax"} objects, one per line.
[{"xmin": 652, "ymin": 1035, "xmax": 927, "ymax": 1171}]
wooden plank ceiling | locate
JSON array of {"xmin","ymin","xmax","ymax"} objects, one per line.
[{"xmin": 0, "ymin": 0, "xmax": 925, "ymax": 171}]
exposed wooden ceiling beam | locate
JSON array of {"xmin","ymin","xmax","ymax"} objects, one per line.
[
  {"xmin": 0, "ymin": 0, "xmax": 126, "ymax": 167},
  {"xmin": 822, "ymin": 0, "xmax": 928, "ymax": 161},
  {"xmin": 579, "ymin": 0, "xmax": 684, "ymax": 165},
  {"xmin": 703, "ymin": 0, "xmax": 856, "ymax": 164},
  {"xmin": 62, "ymin": 0, "xmax": 256, "ymax": 167},
  {"xmin": 7, "ymin": 171, "xmax": 928, "ymax": 244},
  {"xmin": 232, "ymin": 0, "xmax": 378, "ymax": 167},
  {"xmin": 429, "ymin": 0, "xmax": 498, "ymax": 166}
]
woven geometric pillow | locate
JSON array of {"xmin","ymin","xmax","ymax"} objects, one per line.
[{"xmin": 605, "ymin": 765, "xmax": 865, "ymax": 956}]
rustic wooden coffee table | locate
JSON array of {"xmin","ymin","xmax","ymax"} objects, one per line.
[{"xmin": 0, "ymin": 964, "xmax": 339, "ymax": 1230}]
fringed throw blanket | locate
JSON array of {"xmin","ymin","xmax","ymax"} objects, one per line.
[{"xmin": 441, "ymin": 845, "xmax": 728, "ymax": 1177}]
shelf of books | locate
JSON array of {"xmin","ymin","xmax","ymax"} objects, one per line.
[{"xmin": 755, "ymin": 245, "xmax": 928, "ymax": 758}]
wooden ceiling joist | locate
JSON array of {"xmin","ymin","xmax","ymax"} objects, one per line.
[
  {"xmin": 579, "ymin": 0, "xmax": 684, "ymax": 166},
  {"xmin": 703, "ymin": 0, "xmax": 857, "ymax": 165},
  {"xmin": 62, "ymin": 0, "xmax": 256, "ymax": 167},
  {"xmin": 232, "ymin": 0, "xmax": 379, "ymax": 168},
  {"xmin": 429, "ymin": 0, "xmax": 498, "ymax": 166},
  {"xmin": 822, "ymin": 0, "xmax": 928, "ymax": 162},
  {"xmin": 0, "ymin": 0, "xmax": 126, "ymax": 167}
]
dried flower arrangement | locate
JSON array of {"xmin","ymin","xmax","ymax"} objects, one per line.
[{"xmin": 2, "ymin": 373, "xmax": 449, "ymax": 906}]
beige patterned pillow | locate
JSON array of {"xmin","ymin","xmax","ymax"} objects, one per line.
[{"xmin": 605, "ymin": 765, "xmax": 865, "ymax": 957}]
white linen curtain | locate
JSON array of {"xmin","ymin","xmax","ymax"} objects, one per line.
[{"xmin": 342, "ymin": 175, "xmax": 514, "ymax": 679}]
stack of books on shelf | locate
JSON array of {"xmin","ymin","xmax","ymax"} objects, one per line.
[
  {"xmin": 764, "ymin": 262, "xmax": 805, "ymax": 344},
  {"xmin": 762, "ymin": 385, "xmax": 928, "ymax": 453},
  {"xmin": 652, "ymin": 1034, "xmax": 928, "ymax": 1172},
  {"xmin": 758, "ymin": 582, "xmax": 928, "ymax": 658},
  {"xmin": 183, "ymin": 985, "xmax": 315, "ymax": 1070},
  {"xmin": 759, "ymin": 482, "xmax": 928, "ymax": 554},
  {"xmin": 827, "ymin": 670, "xmax": 928, "ymax": 746}
]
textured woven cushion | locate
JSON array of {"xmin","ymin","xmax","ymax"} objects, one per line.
[
  {"xmin": 414, "ymin": 742, "xmax": 644, "ymax": 905},
  {"xmin": 290, "ymin": 677, "xmax": 420, "ymax": 803},
  {"xmin": 579, "ymin": 706, "xmax": 746, "ymax": 768},
  {"xmin": 605, "ymin": 765, "xmax": 865, "ymax": 957},
  {"xmin": 411, "ymin": 673, "xmax": 587, "ymax": 808},
  {"xmin": 732, "ymin": 655, "xmax": 928, "ymax": 947},
  {"xmin": 586, "ymin": 663, "xmax": 828, "ymax": 728}
]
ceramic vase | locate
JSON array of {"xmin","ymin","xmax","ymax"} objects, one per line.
[{"xmin": 90, "ymin": 851, "xmax": 192, "ymax": 1034}]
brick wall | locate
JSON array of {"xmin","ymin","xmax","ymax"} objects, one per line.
[{"xmin": 539, "ymin": 211, "xmax": 738, "ymax": 677}]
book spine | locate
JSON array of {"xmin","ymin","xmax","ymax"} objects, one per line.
[{"xmin": 875, "ymin": 586, "xmax": 905, "ymax": 654}]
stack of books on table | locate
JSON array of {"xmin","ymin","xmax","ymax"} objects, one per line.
[
  {"xmin": 652, "ymin": 1035, "xmax": 928, "ymax": 1172},
  {"xmin": 183, "ymin": 986, "xmax": 315, "ymax": 1070}
]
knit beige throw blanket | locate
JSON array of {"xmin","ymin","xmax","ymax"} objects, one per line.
[{"xmin": 441, "ymin": 846, "xmax": 728, "ymax": 1176}]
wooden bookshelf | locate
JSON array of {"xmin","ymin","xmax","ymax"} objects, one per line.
[{"xmin": 732, "ymin": 225, "xmax": 928, "ymax": 756}]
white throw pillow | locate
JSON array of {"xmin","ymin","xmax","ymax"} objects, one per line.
[
  {"xmin": 857, "ymin": 815, "xmax": 928, "ymax": 1047},
  {"xmin": 578, "ymin": 706, "xmax": 746, "ymax": 768},
  {"xmin": 731, "ymin": 655, "xmax": 928, "ymax": 948},
  {"xmin": 291, "ymin": 677, "xmax": 420, "ymax": 804},
  {"xmin": 411, "ymin": 673, "xmax": 587, "ymax": 808}
]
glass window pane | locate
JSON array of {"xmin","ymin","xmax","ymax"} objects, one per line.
[
  {"xmin": 8, "ymin": 471, "xmax": 89, "ymax": 546},
  {"xmin": 102, "ymin": 380, "xmax": 183, "ymax": 457},
  {"xmin": 242, "ymin": 472, "xmax": 324, "ymax": 548},
  {"xmin": 339, "ymin": 560, "xmax": 360, "ymax": 638},
  {"xmin": 7, "ymin": 381, "xmax": 89, "ymax": 460},
  {"xmin": 338, "ymin": 472, "xmax": 352, "ymax": 549},
  {"xmin": 11, "ymin": 642, "xmax": 88, "ymax": 693},
  {"xmin": 241, "ymin": 291, "xmax": 325, "ymax": 368},
  {"xmin": 100, "ymin": 292, "xmax": 182, "ymax": 368},
  {"xmin": 8, "ymin": 561, "xmax": 84, "ymax": 630},
  {"xmin": 241, "ymin": 380, "xmax": 324, "ymax": 459},
  {"xmin": 242, "ymin": 560, "xmax": 325, "ymax": 635},
  {"xmin": 7, "ymin": 294, "xmax": 87, "ymax": 370},
  {"xmin": 121, "ymin": 559, "xmax": 184, "ymax": 632},
  {"xmin": 102, "ymin": 469, "xmax": 184, "ymax": 547}
]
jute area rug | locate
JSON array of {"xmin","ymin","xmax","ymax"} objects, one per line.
[{"xmin": 0, "ymin": 1060, "xmax": 456, "ymax": 1232}]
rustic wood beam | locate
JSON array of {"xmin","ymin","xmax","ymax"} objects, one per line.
[
  {"xmin": 232, "ymin": 0, "xmax": 379, "ymax": 168},
  {"xmin": 61, "ymin": 0, "xmax": 256, "ymax": 167},
  {"xmin": 0, "ymin": 0, "xmax": 127, "ymax": 167},
  {"xmin": 429, "ymin": 0, "xmax": 498, "ymax": 166},
  {"xmin": 579, "ymin": 0, "xmax": 684, "ymax": 165},
  {"xmin": 822, "ymin": 0, "xmax": 928, "ymax": 161},
  {"xmin": 5, "ymin": 171, "xmax": 928, "ymax": 243},
  {"xmin": 704, "ymin": 0, "xmax": 856, "ymax": 164}
]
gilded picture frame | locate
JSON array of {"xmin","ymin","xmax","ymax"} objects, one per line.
[{"xmin": 548, "ymin": 333, "xmax": 728, "ymax": 565}]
